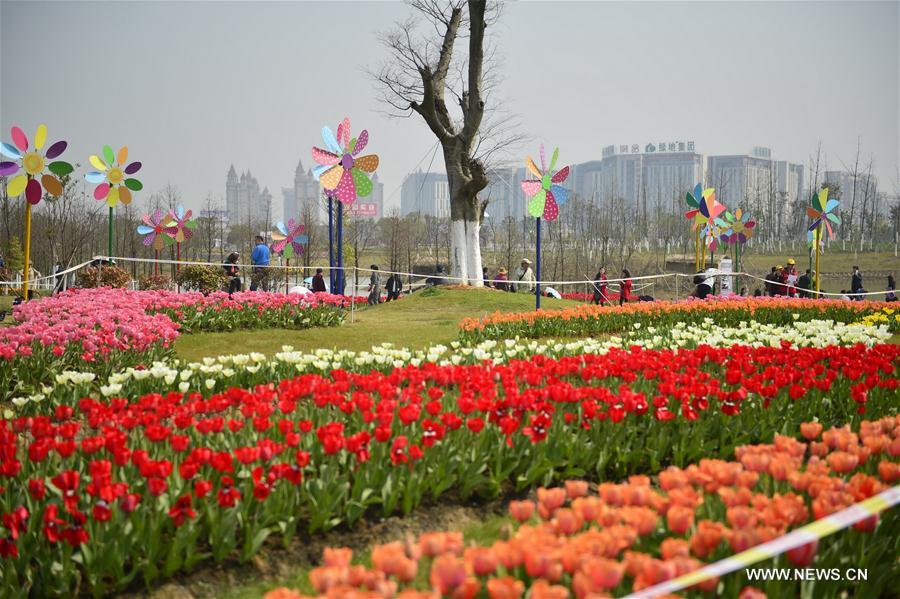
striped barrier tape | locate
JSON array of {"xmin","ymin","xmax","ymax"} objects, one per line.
[{"xmin": 624, "ymin": 484, "xmax": 900, "ymax": 598}]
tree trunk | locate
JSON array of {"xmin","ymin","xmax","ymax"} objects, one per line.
[{"xmin": 445, "ymin": 145, "xmax": 487, "ymax": 286}]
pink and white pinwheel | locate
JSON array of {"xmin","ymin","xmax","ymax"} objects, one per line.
[
  {"xmin": 270, "ymin": 219, "xmax": 308, "ymax": 259},
  {"xmin": 137, "ymin": 209, "xmax": 174, "ymax": 251},
  {"xmin": 311, "ymin": 117, "xmax": 379, "ymax": 205},
  {"xmin": 520, "ymin": 145, "xmax": 569, "ymax": 222},
  {"xmin": 166, "ymin": 204, "xmax": 198, "ymax": 243}
]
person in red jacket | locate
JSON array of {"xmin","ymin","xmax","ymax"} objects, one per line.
[
  {"xmin": 782, "ymin": 258, "xmax": 798, "ymax": 297},
  {"xmin": 619, "ymin": 268, "xmax": 633, "ymax": 306}
]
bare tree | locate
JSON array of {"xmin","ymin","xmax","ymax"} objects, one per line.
[{"xmin": 373, "ymin": 0, "xmax": 522, "ymax": 285}]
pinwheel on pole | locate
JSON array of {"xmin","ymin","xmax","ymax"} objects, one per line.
[
  {"xmin": 85, "ymin": 145, "xmax": 143, "ymax": 260},
  {"xmin": 806, "ymin": 188, "xmax": 840, "ymax": 294},
  {"xmin": 1, "ymin": 124, "xmax": 72, "ymax": 298},
  {"xmin": 166, "ymin": 204, "xmax": 198, "ymax": 272},
  {"xmin": 685, "ymin": 184, "xmax": 724, "ymax": 270},
  {"xmin": 136, "ymin": 209, "xmax": 175, "ymax": 275},
  {"xmin": 520, "ymin": 144, "xmax": 569, "ymax": 310},
  {"xmin": 718, "ymin": 207, "xmax": 756, "ymax": 274},
  {"xmin": 270, "ymin": 219, "xmax": 308, "ymax": 293},
  {"xmin": 312, "ymin": 117, "xmax": 379, "ymax": 296}
]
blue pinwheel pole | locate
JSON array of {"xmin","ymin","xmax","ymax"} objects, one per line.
[
  {"xmin": 535, "ymin": 217, "xmax": 541, "ymax": 310},
  {"xmin": 328, "ymin": 196, "xmax": 335, "ymax": 292},
  {"xmin": 336, "ymin": 202, "xmax": 344, "ymax": 296}
]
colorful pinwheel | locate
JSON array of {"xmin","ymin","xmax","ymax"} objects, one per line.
[
  {"xmin": 520, "ymin": 145, "xmax": 569, "ymax": 222},
  {"xmin": 137, "ymin": 209, "xmax": 174, "ymax": 251},
  {"xmin": 684, "ymin": 184, "xmax": 725, "ymax": 232},
  {"xmin": 1, "ymin": 124, "xmax": 71, "ymax": 204},
  {"xmin": 85, "ymin": 145, "xmax": 143, "ymax": 207},
  {"xmin": 271, "ymin": 219, "xmax": 308, "ymax": 259},
  {"xmin": 311, "ymin": 118, "xmax": 379, "ymax": 205},
  {"xmin": 807, "ymin": 188, "xmax": 840, "ymax": 242},
  {"xmin": 166, "ymin": 204, "xmax": 198, "ymax": 243},
  {"xmin": 719, "ymin": 208, "xmax": 756, "ymax": 245}
]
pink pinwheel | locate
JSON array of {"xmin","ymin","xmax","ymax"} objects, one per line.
[
  {"xmin": 166, "ymin": 204, "xmax": 198, "ymax": 243},
  {"xmin": 271, "ymin": 219, "xmax": 308, "ymax": 259},
  {"xmin": 520, "ymin": 145, "xmax": 569, "ymax": 222},
  {"xmin": 311, "ymin": 117, "xmax": 379, "ymax": 205},
  {"xmin": 137, "ymin": 209, "xmax": 174, "ymax": 251}
]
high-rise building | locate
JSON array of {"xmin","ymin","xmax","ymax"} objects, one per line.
[
  {"xmin": 225, "ymin": 165, "xmax": 272, "ymax": 226},
  {"xmin": 290, "ymin": 159, "xmax": 322, "ymax": 224},
  {"xmin": 707, "ymin": 148, "xmax": 804, "ymax": 209},
  {"xmin": 400, "ymin": 171, "xmax": 450, "ymax": 217}
]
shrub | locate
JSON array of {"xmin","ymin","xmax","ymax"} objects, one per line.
[
  {"xmin": 138, "ymin": 273, "xmax": 172, "ymax": 290},
  {"xmin": 75, "ymin": 265, "xmax": 131, "ymax": 288},
  {"xmin": 175, "ymin": 264, "xmax": 227, "ymax": 294}
]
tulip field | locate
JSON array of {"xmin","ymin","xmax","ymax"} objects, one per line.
[{"xmin": 0, "ymin": 289, "xmax": 898, "ymax": 597}]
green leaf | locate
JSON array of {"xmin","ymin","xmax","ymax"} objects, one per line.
[
  {"xmin": 48, "ymin": 161, "xmax": 73, "ymax": 176},
  {"xmin": 124, "ymin": 178, "xmax": 143, "ymax": 191}
]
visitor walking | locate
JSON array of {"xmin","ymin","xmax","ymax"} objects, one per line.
[
  {"xmin": 482, "ymin": 267, "xmax": 490, "ymax": 287},
  {"xmin": 783, "ymin": 259, "xmax": 798, "ymax": 297},
  {"xmin": 223, "ymin": 252, "xmax": 242, "ymax": 295},
  {"xmin": 368, "ymin": 265, "xmax": 382, "ymax": 305},
  {"xmin": 851, "ymin": 266, "xmax": 863, "ymax": 300},
  {"xmin": 764, "ymin": 266, "xmax": 777, "ymax": 296},
  {"xmin": 385, "ymin": 272, "xmax": 402, "ymax": 302},
  {"xmin": 885, "ymin": 275, "xmax": 896, "ymax": 302},
  {"xmin": 311, "ymin": 268, "xmax": 327, "ymax": 293},
  {"xmin": 52, "ymin": 261, "xmax": 64, "ymax": 294},
  {"xmin": 692, "ymin": 267, "xmax": 715, "ymax": 300},
  {"xmin": 516, "ymin": 259, "xmax": 535, "ymax": 293},
  {"xmin": 619, "ymin": 268, "xmax": 633, "ymax": 305},
  {"xmin": 250, "ymin": 235, "xmax": 270, "ymax": 291},
  {"xmin": 494, "ymin": 267, "xmax": 509, "ymax": 292},
  {"xmin": 591, "ymin": 267, "xmax": 608, "ymax": 305}
]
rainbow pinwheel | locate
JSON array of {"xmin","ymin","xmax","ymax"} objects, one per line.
[
  {"xmin": 85, "ymin": 145, "xmax": 143, "ymax": 207},
  {"xmin": 311, "ymin": 118, "xmax": 379, "ymax": 205},
  {"xmin": 807, "ymin": 188, "xmax": 840, "ymax": 243},
  {"xmin": 271, "ymin": 219, "xmax": 308, "ymax": 259},
  {"xmin": 719, "ymin": 208, "xmax": 756, "ymax": 245},
  {"xmin": 1, "ymin": 125, "xmax": 72, "ymax": 204},
  {"xmin": 520, "ymin": 145, "xmax": 569, "ymax": 221},
  {"xmin": 137, "ymin": 209, "xmax": 174, "ymax": 251},
  {"xmin": 166, "ymin": 204, "xmax": 198, "ymax": 243},
  {"xmin": 685, "ymin": 184, "xmax": 725, "ymax": 232}
]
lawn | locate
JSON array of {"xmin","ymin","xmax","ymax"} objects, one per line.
[{"xmin": 174, "ymin": 287, "xmax": 582, "ymax": 362}]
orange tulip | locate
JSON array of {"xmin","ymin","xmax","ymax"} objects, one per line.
[
  {"xmin": 565, "ymin": 480, "xmax": 589, "ymax": 499},
  {"xmin": 737, "ymin": 586, "xmax": 768, "ymax": 599},
  {"xmin": 827, "ymin": 451, "xmax": 859, "ymax": 473},
  {"xmin": 659, "ymin": 467, "xmax": 689, "ymax": 490},
  {"xmin": 666, "ymin": 505, "xmax": 695, "ymax": 535},
  {"xmin": 537, "ymin": 487, "xmax": 568, "ymax": 519},
  {"xmin": 492, "ymin": 540, "xmax": 524, "ymax": 570},
  {"xmin": 528, "ymin": 579, "xmax": 569, "ymax": 599},
  {"xmin": 486, "ymin": 577, "xmax": 524, "ymax": 599},
  {"xmin": 553, "ymin": 508, "xmax": 584, "ymax": 536},
  {"xmin": 372, "ymin": 542, "xmax": 418, "ymax": 582},
  {"xmin": 323, "ymin": 547, "xmax": 353, "ymax": 568},
  {"xmin": 582, "ymin": 557, "xmax": 624, "ymax": 590},
  {"xmin": 800, "ymin": 421, "xmax": 823, "ymax": 440},
  {"xmin": 430, "ymin": 554, "xmax": 468, "ymax": 595},
  {"xmin": 465, "ymin": 547, "xmax": 498, "ymax": 577},
  {"xmin": 571, "ymin": 497, "xmax": 601, "ymax": 522},
  {"xmin": 878, "ymin": 459, "xmax": 900, "ymax": 483},
  {"xmin": 309, "ymin": 566, "xmax": 345, "ymax": 593},
  {"xmin": 509, "ymin": 500, "xmax": 535, "ymax": 523},
  {"xmin": 726, "ymin": 506, "xmax": 758, "ymax": 530},
  {"xmin": 660, "ymin": 538, "xmax": 690, "ymax": 560}
]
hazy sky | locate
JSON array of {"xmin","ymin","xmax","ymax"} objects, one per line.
[{"xmin": 2, "ymin": 1, "xmax": 897, "ymax": 215}]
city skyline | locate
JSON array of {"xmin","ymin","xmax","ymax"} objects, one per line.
[{"xmin": 2, "ymin": 1, "xmax": 897, "ymax": 214}]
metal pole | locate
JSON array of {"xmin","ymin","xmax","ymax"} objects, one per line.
[
  {"xmin": 108, "ymin": 206, "xmax": 114, "ymax": 260},
  {"xmin": 23, "ymin": 203, "xmax": 32, "ymax": 299},
  {"xmin": 337, "ymin": 202, "xmax": 344, "ymax": 296},
  {"xmin": 328, "ymin": 197, "xmax": 335, "ymax": 292},
  {"xmin": 815, "ymin": 224, "xmax": 822, "ymax": 296},
  {"xmin": 535, "ymin": 217, "xmax": 541, "ymax": 310}
]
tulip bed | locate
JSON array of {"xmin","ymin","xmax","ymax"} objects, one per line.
[
  {"xmin": 267, "ymin": 416, "xmax": 900, "ymax": 599},
  {"xmin": 459, "ymin": 298, "xmax": 900, "ymax": 343},
  {"xmin": 0, "ymin": 288, "xmax": 350, "ymax": 401},
  {"xmin": 0, "ymin": 342, "xmax": 898, "ymax": 596},
  {"xmin": 11, "ymin": 317, "xmax": 892, "ymax": 415}
]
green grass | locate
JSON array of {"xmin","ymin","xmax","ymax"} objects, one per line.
[{"xmin": 174, "ymin": 288, "xmax": 582, "ymax": 362}]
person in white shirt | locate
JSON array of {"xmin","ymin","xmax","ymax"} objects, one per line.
[{"xmin": 516, "ymin": 258, "xmax": 535, "ymax": 293}]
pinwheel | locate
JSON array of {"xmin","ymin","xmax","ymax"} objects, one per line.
[
  {"xmin": 806, "ymin": 188, "xmax": 840, "ymax": 293},
  {"xmin": 271, "ymin": 219, "xmax": 308, "ymax": 292},
  {"xmin": 271, "ymin": 219, "xmax": 308, "ymax": 259},
  {"xmin": 1, "ymin": 124, "xmax": 71, "ymax": 297},
  {"xmin": 312, "ymin": 118, "xmax": 379, "ymax": 296},
  {"xmin": 684, "ymin": 184, "xmax": 724, "ymax": 269},
  {"xmin": 312, "ymin": 117, "xmax": 379, "ymax": 205},
  {"xmin": 85, "ymin": 144, "xmax": 143, "ymax": 259},
  {"xmin": 137, "ymin": 210, "xmax": 174, "ymax": 274},
  {"xmin": 520, "ymin": 144, "xmax": 570, "ymax": 309},
  {"xmin": 521, "ymin": 145, "xmax": 569, "ymax": 222},
  {"xmin": 165, "ymin": 204, "xmax": 198, "ymax": 271},
  {"xmin": 718, "ymin": 208, "xmax": 756, "ymax": 274}
]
